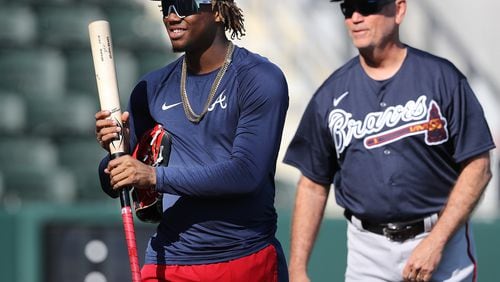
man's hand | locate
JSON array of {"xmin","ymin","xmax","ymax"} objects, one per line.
[
  {"xmin": 402, "ymin": 234, "xmax": 444, "ymax": 282},
  {"xmin": 403, "ymin": 152, "xmax": 492, "ymax": 282},
  {"xmin": 289, "ymin": 268, "xmax": 311, "ymax": 282},
  {"xmin": 95, "ymin": 110, "xmax": 130, "ymax": 152},
  {"xmin": 106, "ymin": 155, "xmax": 156, "ymax": 190}
]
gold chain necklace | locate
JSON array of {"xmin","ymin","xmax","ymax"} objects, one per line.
[{"xmin": 180, "ymin": 42, "xmax": 234, "ymax": 123}]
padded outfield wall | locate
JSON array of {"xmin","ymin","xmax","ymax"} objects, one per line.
[{"xmin": 0, "ymin": 204, "xmax": 499, "ymax": 282}]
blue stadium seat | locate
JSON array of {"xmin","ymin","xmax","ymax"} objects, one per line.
[
  {"xmin": 0, "ymin": 48, "xmax": 65, "ymax": 99},
  {"xmin": 0, "ymin": 92, "xmax": 27, "ymax": 135},
  {"xmin": 36, "ymin": 4, "xmax": 105, "ymax": 48},
  {"xmin": 0, "ymin": 4, "xmax": 36, "ymax": 47}
]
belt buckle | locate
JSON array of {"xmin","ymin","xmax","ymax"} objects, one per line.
[{"xmin": 382, "ymin": 223, "xmax": 414, "ymax": 242}]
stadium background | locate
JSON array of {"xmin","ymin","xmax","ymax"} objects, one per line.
[{"xmin": 0, "ymin": 0, "xmax": 498, "ymax": 281}]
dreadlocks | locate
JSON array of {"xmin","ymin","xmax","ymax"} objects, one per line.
[{"xmin": 212, "ymin": 0, "xmax": 246, "ymax": 40}]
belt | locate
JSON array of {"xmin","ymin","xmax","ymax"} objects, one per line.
[{"xmin": 344, "ymin": 209, "xmax": 433, "ymax": 242}]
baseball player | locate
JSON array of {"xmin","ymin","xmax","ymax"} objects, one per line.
[
  {"xmin": 95, "ymin": 0, "xmax": 289, "ymax": 281},
  {"xmin": 283, "ymin": 0, "xmax": 495, "ymax": 281}
]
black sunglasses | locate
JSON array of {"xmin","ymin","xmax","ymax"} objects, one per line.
[
  {"xmin": 340, "ymin": 0, "xmax": 394, "ymax": 19},
  {"xmin": 158, "ymin": 0, "xmax": 211, "ymax": 18}
]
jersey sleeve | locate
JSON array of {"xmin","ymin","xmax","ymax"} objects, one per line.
[
  {"xmin": 155, "ymin": 62, "xmax": 289, "ymax": 197},
  {"xmin": 283, "ymin": 92, "xmax": 338, "ymax": 184},
  {"xmin": 448, "ymin": 77, "xmax": 496, "ymax": 163}
]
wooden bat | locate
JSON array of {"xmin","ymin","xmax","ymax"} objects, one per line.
[
  {"xmin": 88, "ymin": 20, "xmax": 125, "ymax": 156},
  {"xmin": 88, "ymin": 20, "xmax": 142, "ymax": 282}
]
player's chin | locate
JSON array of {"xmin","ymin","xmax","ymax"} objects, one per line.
[
  {"xmin": 171, "ymin": 45, "xmax": 186, "ymax": 53},
  {"xmin": 169, "ymin": 39, "xmax": 188, "ymax": 53}
]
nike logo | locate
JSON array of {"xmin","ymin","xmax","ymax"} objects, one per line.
[
  {"xmin": 333, "ymin": 91, "xmax": 349, "ymax": 107},
  {"xmin": 162, "ymin": 102, "xmax": 182, "ymax": 111}
]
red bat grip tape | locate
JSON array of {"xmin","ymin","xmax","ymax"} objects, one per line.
[{"xmin": 122, "ymin": 206, "xmax": 142, "ymax": 282}]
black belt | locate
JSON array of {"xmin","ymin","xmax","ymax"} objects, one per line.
[{"xmin": 344, "ymin": 210, "xmax": 426, "ymax": 242}]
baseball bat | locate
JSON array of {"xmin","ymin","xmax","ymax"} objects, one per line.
[{"xmin": 89, "ymin": 20, "xmax": 141, "ymax": 282}]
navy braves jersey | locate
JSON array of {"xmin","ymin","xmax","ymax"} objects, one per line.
[
  {"xmin": 99, "ymin": 46, "xmax": 289, "ymax": 264},
  {"xmin": 284, "ymin": 46, "xmax": 495, "ymax": 222}
]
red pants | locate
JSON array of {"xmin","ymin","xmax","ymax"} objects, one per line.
[{"xmin": 141, "ymin": 244, "xmax": 278, "ymax": 282}]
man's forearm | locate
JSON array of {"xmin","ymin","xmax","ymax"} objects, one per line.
[
  {"xmin": 289, "ymin": 176, "xmax": 330, "ymax": 275},
  {"xmin": 427, "ymin": 152, "xmax": 492, "ymax": 246}
]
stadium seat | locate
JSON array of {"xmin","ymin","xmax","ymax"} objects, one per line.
[
  {"xmin": 36, "ymin": 4, "xmax": 105, "ymax": 48},
  {"xmin": 0, "ymin": 137, "xmax": 77, "ymax": 203},
  {"xmin": 104, "ymin": 5, "xmax": 167, "ymax": 51},
  {"xmin": 0, "ymin": 171, "xmax": 4, "ymax": 201},
  {"xmin": 84, "ymin": 0, "xmax": 143, "ymax": 8},
  {"xmin": 135, "ymin": 50, "xmax": 177, "ymax": 77},
  {"xmin": 1, "ymin": 166, "xmax": 77, "ymax": 204},
  {"xmin": 0, "ymin": 4, "xmax": 36, "ymax": 47},
  {"xmin": 57, "ymin": 138, "xmax": 108, "ymax": 201},
  {"xmin": 0, "ymin": 92, "xmax": 26, "ymax": 135},
  {"xmin": 64, "ymin": 49, "xmax": 98, "ymax": 94},
  {"xmin": 25, "ymin": 93, "xmax": 98, "ymax": 138},
  {"xmin": 0, "ymin": 48, "xmax": 65, "ymax": 99},
  {"xmin": 14, "ymin": 0, "xmax": 73, "ymax": 4},
  {"xmin": 65, "ymin": 48, "xmax": 139, "ymax": 103},
  {"xmin": 0, "ymin": 138, "xmax": 59, "ymax": 168}
]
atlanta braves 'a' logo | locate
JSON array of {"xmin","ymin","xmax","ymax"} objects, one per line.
[
  {"xmin": 328, "ymin": 95, "xmax": 449, "ymax": 156},
  {"xmin": 208, "ymin": 90, "xmax": 228, "ymax": 112}
]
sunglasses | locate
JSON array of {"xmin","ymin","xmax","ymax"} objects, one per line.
[
  {"xmin": 159, "ymin": 0, "xmax": 212, "ymax": 18},
  {"xmin": 340, "ymin": 0, "xmax": 394, "ymax": 19}
]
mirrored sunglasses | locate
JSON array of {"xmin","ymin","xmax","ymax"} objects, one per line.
[{"xmin": 159, "ymin": 0, "xmax": 211, "ymax": 18}]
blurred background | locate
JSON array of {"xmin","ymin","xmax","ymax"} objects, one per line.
[{"xmin": 0, "ymin": 0, "xmax": 498, "ymax": 281}]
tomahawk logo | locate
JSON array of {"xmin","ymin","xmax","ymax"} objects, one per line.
[
  {"xmin": 328, "ymin": 95, "xmax": 449, "ymax": 156},
  {"xmin": 208, "ymin": 90, "xmax": 227, "ymax": 112},
  {"xmin": 364, "ymin": 101, "xmax": 449, "ymax": 149}
]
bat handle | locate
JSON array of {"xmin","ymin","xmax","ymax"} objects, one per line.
[
  {"xmin": 110, "ymin": 152, "xmax": 132, "ymax": 208},
  {"xmin": 110, "ymin": 152, "xmax": 142, "ymax": 282}
]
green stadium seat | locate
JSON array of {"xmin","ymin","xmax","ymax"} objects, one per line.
[
  {"xmin": 64, "ymin": 49, "xmax": 98, "ymax": 94},
  {"xmin": 0, "ymin": 48, "xmax": 65, "ymax": 99},
  {"xmin": 58, "ymin": 138, "xmax": 105, "ymax": 170},
  {"xmin": 104, "ymin": 6, "xmax": 167, "ymax": 51},
  {"xmin": 0, "ymin": 171, "xmax": 4, "ymax": 201},
  {"xmin": 65, "ymin": 49, "xmax": 139, "ymax": 103},
  {"xmin": 0, "ymin": 5, "xmax": 36, "ymax": 47},
  {"xmin": 1, "ymin": 166, "xmax": 77, "ymax": 204},
  {"xmin": 25, "ymin": 93, "xmax": 98, "ymax": 138},
  {"xmin": 84, "ymin": 0, "xmax": 143, "ymax": 8},
  {"xmin": 14, "ymin": 0, "xmax": 73, "ymax": 4},
  {"xmin": 36, "ymin": 4, "xmax": 105, "ymax": 48},
  {"xmin": 57, "ymin": 138, "xmax": 108, "ymax": 201},
  {"xmin": 0, "ymin": 92, "xmax": 26, "ymax": 135},
  {"xmin": 0, "ymin": 137, "xmax": 77, "ymax": 203},
  {"xmin": 134, "ymin": 50, "xmax": 177, "ymax": 77},
  {"xmin": 0, "ymin": 138, "xmax": 58, "ymax": 168}
]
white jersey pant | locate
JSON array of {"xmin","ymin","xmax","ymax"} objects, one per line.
[{"xmin": 345, "ymin": 219, "xmax": 477, "ymax": 282}]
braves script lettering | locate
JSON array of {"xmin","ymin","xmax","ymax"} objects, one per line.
[{"xmin": 328, "ymin": 95, "xmax": 442, "ymax": 156}]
